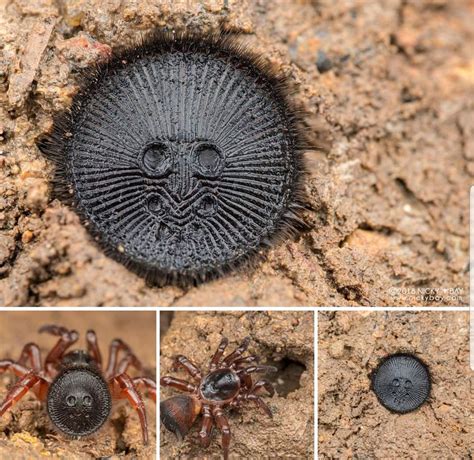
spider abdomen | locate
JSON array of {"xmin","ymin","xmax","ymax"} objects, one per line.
[
  {"xmin": 160, "ymin": 394, "xmax": 202, "ymax": 440},
  {"xmin": 47, "ymin": 365, "xmax": 112, "ymax": 437},
  {"xmin": 41, "ymin": 32, "xmax": 306, "ymax": 285},
  {"xmin": 199, "ymin": 369, "xmax": 240, "ymax": 402}
]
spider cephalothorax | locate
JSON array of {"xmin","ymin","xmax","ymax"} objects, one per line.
[
  {"xmin": 0, "ymin": 325, "xmax": 156, "ymax": 443},
  {"xmin": 160, "ymin": 336, "xmax": 277, "ymax": 459}
]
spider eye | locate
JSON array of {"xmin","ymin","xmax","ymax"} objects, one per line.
[
  {"xmin": 83, "ymin": 395, "xmax": 93, "ymax": 407},
  {"xmin": 66, "ymin": 395, "xmax": 77, "ymax": 407}
]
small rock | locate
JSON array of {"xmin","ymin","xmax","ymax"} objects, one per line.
[
  {"xmin": 328, "ymin": 341, "xmax": 346, "ymax": 359},
  {"xmin": 316, "ymin": 50, "xmax": 333, "ymax": 73},
  {"xmin": 21, "ymin": 230, "xmax": 34, "ymax": 244},
  {"xmin": 24, "ymin": 180, "xmax": 49, "ymax": 212}
]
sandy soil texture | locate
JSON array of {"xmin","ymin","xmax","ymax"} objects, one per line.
[
  {"xmin": 0, "ymin": 0, "xmax": 472, "ymax": 306},
  {"xmin": 160, "ymin": 311, "xmax": 314, "ymax": 458},
  {"xmin": 0, "ymin": 311, "xmax": 156, "ymax": 459},
  {"xmin": 318, "ymin": 311, "xmax": 473, "ymax": 458}
]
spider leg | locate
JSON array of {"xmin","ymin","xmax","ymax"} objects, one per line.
[
  {"xmin": 110, "ymin": 373, "xmax": 149, "ymax": 445},
  {"xmin": 238, "ymin": 372, "xmax": 253, "ymax": 391},
  {"xmin": 198, "ymin": 404, "xmax": 213, "ymax": 447},
  {"xmin": 0, "ymin": 368, "xmax": 49, "ymax": 416},
  {"xmin": 0, "ymin": 360, "xmax": 30, "ymax": 378},
  {"xmin": 86, "ymin": 330, "xmax": 102, "ymax": 370},
  {"xmin": 17, "ymin": 343, "xmax": 42, "ymax": 373},
  {"xmin": 133, "ymin": 377, "xmax": 157, "ymax": 403},
  {"xmin": 231, "ymin": 354, "xmax": 259, "ymax": 369},
  {"xmin": 209, "ymin": 337, "xmax": 229, "ymax": 371},
  {"xmin": 250, "ymin": 379, "xmax": 275, "ymax": 397},
  {"xmin": 212, "ymin": 406, "xmax": 231, "ymax": 460},
  {"xmin": 105, "ymin": 339, "xmax": 141, "ymax": 379},
  {"xmin": 39, "ymin": 325, "xmax": 79, "ymax": 376},
  {"xmin": 245, "ymin": 394, "xmax": 273, "ymax": 418},
  {"xmin": 116, "ymin": 353, "xmax": 144, "ymax": 376},
  {"xmin": 222, "ymin": 336, "xmax": 250, "ymax": 366},
  {"xmin": 172, "ymin": 355, "xmax": 202, "ymax": 381},
  {"xmin": 160, "ymin": 376, "xmax": 196, "ymax": 393},
  {"xmin": 236, "ymin": 365, "xmax": 278, "ymax": 377}
]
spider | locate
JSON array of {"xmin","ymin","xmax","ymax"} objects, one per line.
[
  {"xmin": 0, "ymin": 325, "xmax": 156, "ymax": 444},
  {"xmin": 160, "ymin": 336, "xmax": 277, "ymax": 459}
]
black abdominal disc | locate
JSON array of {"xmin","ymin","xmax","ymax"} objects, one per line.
[
  {"xmin": 46, "ymin": 34, "xmax": 303, "ymax": 281},
  {"xmin": 372, "ymin": 354, "xmax": 430, "ymax": 413},
  {"xmin": 47, "ymin": 369, "xmax": 112, "ymax": 436}
]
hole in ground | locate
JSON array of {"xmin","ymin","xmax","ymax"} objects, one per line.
[{"xmin": 265, "ymin": 357, "xmax": 306, "ymax": 397}]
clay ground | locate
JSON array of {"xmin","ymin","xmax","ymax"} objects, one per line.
[
  {"xmin": 0, "ymin": 311, "xmax": 156, "ymax": 459},
  {"xmin": 0, "ymin": 0, "xmax": 472, "ymax": 306},
  {"xmin": 318, "ymin": 311, "xmax": 473, "ymax": 458},
  {"xmin": 160, "ymin": 311, "xmax": 314, "ymax": 458}
]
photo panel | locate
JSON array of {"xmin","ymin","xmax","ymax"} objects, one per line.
[
  {"xmin": 318, "ymin": 311, "xmax": 473, "ymax": 458},
  {"xmin": 0, "ymin": 310, "xmax": 156, "ymax": 458},
  {"xmin": 160, "ymin": 310, "xmax": 314, "ymax": 459},
  {"xmin": 0, "ymin": 1, "xmax": 470, "ymax": 308}
]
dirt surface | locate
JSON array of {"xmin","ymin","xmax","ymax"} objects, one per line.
[
  {"xmin": 318, "ymin": 311, "xmax": 473, "ymax": 458},
  {"xmin": 0, "ymin": 311, "xmax": 156, "ymax": 459},
  {"xmin": 160, "ymin": 311, "xmax": 314, "ymax": 458},
  {"xmin": 0, "ymin": 0, "xmax": 472, "ymax": 306}
]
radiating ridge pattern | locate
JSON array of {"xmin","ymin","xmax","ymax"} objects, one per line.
[
  {"xmin": 47, "ymin": 368, "xmax": 112, "ymax": 436},
  {"xmin": 60, "ymin": 37, "xmax": 302, "ymax": 281},
  {"xmin": 372, "ymin": 354, "xmax": 430, "ymax": 413}
]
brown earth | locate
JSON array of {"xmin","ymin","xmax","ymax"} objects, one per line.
[
  {"xmin": 0, "ymin": 0, "xmax": 472, "ymax": 306},
  {"xmin": 0, "ymin": 311, "xmax": 156, "ymax": 459},
  {"xmin": 160, "ymin": 310, "xmax": 314, "ymax": 458},
  {"xmin": 318, "ymin": 311, "xmax": 473, "ymax": 458}
]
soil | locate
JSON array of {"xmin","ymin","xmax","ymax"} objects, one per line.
[
  {"xmin": 0, "ymin": 0, "xmax": 472, "ymax": 306},
  {"xmin": 318, "ymin": 311, "xmax": 473, "ymax": 458},
  {"xmin": 0, "ymin": 311, "xmax": 156, "ymax": 459},
  {"xmin": 160, "ymin": 310, "xmax": 314, "ymax": 459}
]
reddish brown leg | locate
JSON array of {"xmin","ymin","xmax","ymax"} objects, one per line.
[
  {"xmin": 17, "ymin": 343, "xmax": 42, "ymax": 373},
  {"xmin": 39, "ymin": 325, "xmax": 79, "ymax": 376},
  {"xmin": 160, "ymin": 376, "xmax": 196, "ymax": 393},
  {"xmin": 212, "ymin": 406, "xmax": 231, "ymax": 460},
  {"xmin": 246, "ymin": 394, "xmax": 273, "ymax": 418},
  {"xmin": 0, "ymin": 360, "xmax": 30, "ymax": 378},
  {"xmin": 133, "ymin": 377, "xmax": 157, "ymax": 403},
  {"xmin": 231, "ymin": 355, "xmax": 259, "ymax": 369},
  {"xmin": 239, "ymin": 373, "xmax": 253, "ymax": 392},
  {"xmin": 250, "ymin": 379, "xmax": 275, "ymax": 397},
  {"xmin": 237, "ymin": 365, "xmax": 278, "ymax": 377},
  {"xmin": 105, "ymin": 339, "xmax": 137, "ymax": 379},
  {"xmin": 222, "ymin": 336, "xmax": 250, "ymax": 366},
  {"xmin": 0, "ymin": 369, "xmax": 49, "ymax": 416},
  {"xmin": 198, "ymin": 404, "xmax": 213, "ymax": 447},
  {"xmin": 110, "ymin": 373, "xmax": 149, "ymax": 445},
  {"xmin": 209, "ymin": 337, "xmax": 229, "ymax": 371},
  {"xmin": 116, "ymin": 353, "xmax": 144, "ymax": 376},
  {"xmin": 86, "ymin": 330, "xmax": 102, "ymax": 370},
  {"xmin": 172, "ymin": 355, "xmax": 202, "ymax": 381}
]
